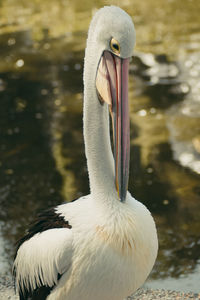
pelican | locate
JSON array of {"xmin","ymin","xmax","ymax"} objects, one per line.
[{"xmin": 13, "ymin": 6, "xmax": 158, "ymax": 300}]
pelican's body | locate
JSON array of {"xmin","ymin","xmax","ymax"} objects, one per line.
[{"xmin": 14, "ymin": 6, "xmax": 158, "ymax": 300}]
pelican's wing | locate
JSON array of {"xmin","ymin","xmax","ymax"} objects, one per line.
[{"xmin": 13, "ymin": 207, "xmax": 73, "ymax": 300}]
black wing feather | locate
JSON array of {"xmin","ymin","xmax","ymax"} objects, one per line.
[
  {"xmin": 14, "ymin": 202, "xmax": 76, "ymax": 300},
  {"xmin": 15, "ymin": 207, "xmax": 72, "ymax": 254},
  {"xmin": 19, "ymin": 285, "xmax": 53, "ymax": 300}
]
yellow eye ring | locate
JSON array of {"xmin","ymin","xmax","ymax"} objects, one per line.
[{"xmin": 110, "ymin": 38, "xmax": 120, "ymax": 54}]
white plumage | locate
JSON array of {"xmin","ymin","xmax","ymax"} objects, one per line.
[{"xmin": 14, "ymin": 6, "xmax": 158, "ymax": 300}]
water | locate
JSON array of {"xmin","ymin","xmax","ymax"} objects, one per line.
[{"xmin": 0, "ymin": 0, "xmax": 200, "ymax": 293}]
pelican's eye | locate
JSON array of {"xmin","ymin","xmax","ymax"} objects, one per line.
[{"xmin": 110, "ymin": 38, "xmax": 120, "ymax": 54}]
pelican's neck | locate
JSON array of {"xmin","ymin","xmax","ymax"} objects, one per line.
[{"xmin": 83, "ymin": 50, "xmax": 117, "ymax": 203}]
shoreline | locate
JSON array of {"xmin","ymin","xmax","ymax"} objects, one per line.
[{"xmin": 0, "ymin": 277, "xmax": 199, "ymax": 300}]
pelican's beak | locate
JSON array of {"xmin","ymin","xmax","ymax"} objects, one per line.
[{"xmin": 96, "ymin": 50, "xmax": 130, "ymax": 202}]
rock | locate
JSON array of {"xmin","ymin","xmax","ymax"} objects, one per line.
[{"xmin": 0, "ymin": 277, "xmax": 199, "ymax": 300}]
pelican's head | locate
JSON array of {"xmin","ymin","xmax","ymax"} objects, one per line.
[{"xmin": 85, "ymin": 6, "xmax": 136, "ymax": 202}]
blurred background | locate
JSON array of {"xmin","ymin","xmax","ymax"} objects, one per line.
[{"xmin": 0, "ymin": 0, "xmax": 200, "ymax": 293}]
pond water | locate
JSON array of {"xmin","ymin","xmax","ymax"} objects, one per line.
[{"xmin": 0, "ymin": 0, "xmax": 200, "ymax": 293}]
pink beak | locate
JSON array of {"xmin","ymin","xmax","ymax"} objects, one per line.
[{"xmin": 96, "ymin": 51, "xmax": 130, "ymax": 202}]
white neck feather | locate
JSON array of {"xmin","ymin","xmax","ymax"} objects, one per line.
[{"xmin": 83, "ymin": 40, "xmax": 117, "ymax": 203}]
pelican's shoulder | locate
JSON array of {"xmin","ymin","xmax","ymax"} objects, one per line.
[
  {"xmin": 125, "ymin": 191, "xmax": 158, "ymax": 259},
  {"xmin": 126, "ymin": 192, "xmax": 154, "ymax": 217},
  {"xmin": 56, "ymin": 194, "xmax": 92, "ymax": 222}
]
